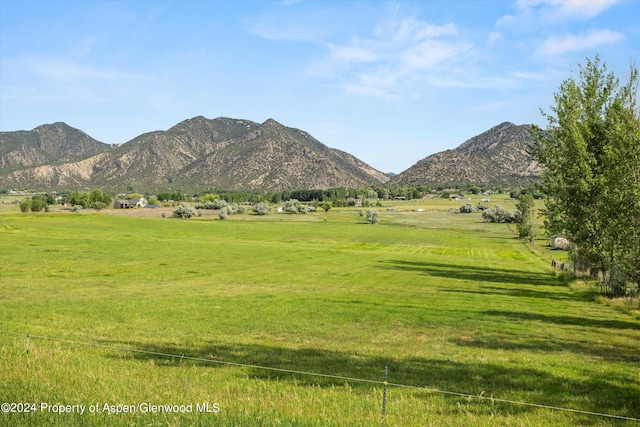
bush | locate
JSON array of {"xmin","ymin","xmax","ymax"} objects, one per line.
[
  {"xmin": 366, "ymin": 210, "xmax": 379, "ymax": 224},
  {"xmin": 504, "ymin": 209, "xmax": 522, "ymax": 223},
  {"xmin": 253, "ymin": 202, "xmax": 271, "ymax": 215},
  {"xmin": 459, "ymin": 203, "xmax": 477, "ymax": 213},
  {"xmin": 69, "ymin": 205, "xmax": 84, "ymax": 212},
  {"xmin": 196, "ymin": 199, "xmax": 227, "ymax": 210},
  {"xmin": 284, "ymin": 199, "xmax": 300, "ymax": 214},
  {"xmin": 232, "ymin": 204, "xmax": 246, "ymax": 214},
  {"xmin": 482, "ymin": 205, "xmax": 505, "ymax": 223},
  {"xmin": 605, "ymin": 264, "xmax": 629, "ymax": 298},
  {"xmin": 482, "ymin": 205, "xmax": 521, "ymax": 223},
  {"xmin": 219, "ymin": 207, "xmax": 229, "ymax": 220},
  {"xmin": 172, "ymin": 203, "xmax": 198, "ymax": 218},
  {"xmin": 321, "ymin": 202, "xmax": 332, "ymax": 212},
  {"xmin": 19, "ymin": 199, "xmax": 31, "ymax": 213}
]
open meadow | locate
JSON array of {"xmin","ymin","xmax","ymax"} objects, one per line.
[{"xmin": 1, "ymin": 195, "xmax": 638, "ymax": 426}]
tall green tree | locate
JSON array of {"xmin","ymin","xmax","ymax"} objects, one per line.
[
  {"xmin": 515, "ymin": 193, "xmax": 535, "ymax": 241},
  {"xmin": 531, "ymin": 56, "xmax": 640, "ymax": 288},
  {"xmin": 601, "ymin": 64, "xmax": 640, "ymax": 287}
]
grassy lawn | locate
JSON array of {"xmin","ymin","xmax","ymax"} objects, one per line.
[{"xmin": 1, "ymin": 196, "xmax": 638, "ymax": 425}]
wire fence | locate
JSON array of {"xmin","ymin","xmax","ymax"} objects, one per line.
[{"xmin": 2, "ymin": 329, "xmax": 638, "ymax": 422}]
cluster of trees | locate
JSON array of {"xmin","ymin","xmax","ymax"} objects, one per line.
[
  {"xmin": 156, "ymin": 192, "xmax": 187, "ymax": 202},
  {"xmin": 18, "ymin": 190, "xmax": 114, "ymax": 212},
  {"xmin": 68, "ymin": 190, "xmax": 113, "ymax": 210},
  {"xmin": 531, "ymin": 56, "xmax": 639, "ymax": 295},
  {"xmin": 202, "ymin": 186, "xmax": 427, "ymax": 206},
  {"xmin": 19, "ymin": 194, "xmax": 50, "ymax": 212}
]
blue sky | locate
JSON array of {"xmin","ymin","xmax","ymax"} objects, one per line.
[{"xmin": 1, "ymin": 0, "xmax": 638, "ymax": 173}]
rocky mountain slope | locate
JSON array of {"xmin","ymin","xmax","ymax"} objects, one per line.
[
  {"xmin": 389, "ymin": 122, "xmax": 541, "ymax": 186},
  {"xmin": 0, "ymin": 117, "xmax": 389, "ymax": 191},
  {"xmin": 0, "ymin": 122, "xmax": 113, "ymax": 170}
]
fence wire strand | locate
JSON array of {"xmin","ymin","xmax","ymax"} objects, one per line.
[{"xmin": 1, "ymin": 329, "xmax": 638, "ymax": 422}]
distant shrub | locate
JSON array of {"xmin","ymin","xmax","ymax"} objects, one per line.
[
  {"xmin": 19, "ymin": 199, "xmax": 31, "ymax": 212},
  {"xmin": 196, "ymin": 199, "xmax": 227, "ymax": 210},
  {"xmin": 219, "ymin": 207, "xmax": 229, "ymax": 220},
  {"xmin": 504, "ymin": 209, "xmax": 522, "ymax": 223},
  {"xmin": 232, "ymin": 203, "xmax": 246, "ymax": 214},
  {"xmin": 253, "ymin": 202, "xmax": 271, "ymax": 215},
  {"xmin": 212, "ymin": 199, "xmax": 228, "ymax": 210},
  {"xmin": 482, "ymin": 205, "xmax": 506, "ymax": 223},
  {"xmin": 90, "ymin": 201, "xmax": 107, "ymax": 210},
  {"xmin": 482, "ymin": 205, "xmax": 521, "ymax": 223},
  {"xmin": 366, "ymin": 210, "xmax": 379, "ymax": 224},
  {"xmin": 459, "ymin": 203, "xmax": 477, "ymax": 213},
  {"xmin": 173, "ymin": 203, "xmax": 197, "ymax": 219},
  {"xmin": 70, "ymin": 205, "xmax": 84, "ymax": 212},
  {"xmin": 284, "ymin": 199, "xmax": 300, "ymax": 214},
  {"xmin": 321, "ymin": 202, "xmax": 332, "ymax": 212}
]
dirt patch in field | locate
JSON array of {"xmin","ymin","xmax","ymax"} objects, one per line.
[
  {"xmin": 101, "ymin": 207, "xmax": 175, "ymax": 218},
  {"xmin": 101, "ymin": 207, "xmax": 222, "ymax": 219}
]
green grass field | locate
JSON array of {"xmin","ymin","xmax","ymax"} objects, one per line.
[{"xmin": 1, "ymin": 196, "xmax": 638, "ymax": 426}]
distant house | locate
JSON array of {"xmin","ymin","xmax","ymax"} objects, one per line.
[
  {"xmin": 130, "ymin": 197, "xmax": 147, "ymax": 208},
  {"xmin": 114, "ymin": 200, "xmax": 131, "ymax": 209},
  {"xmin": 114, "ymin": 197, "xmax": 148, "ymax": 209}
]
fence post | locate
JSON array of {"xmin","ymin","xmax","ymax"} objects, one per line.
[
  {"xmin": 381, "ymin": 366, "xmax": 388, "ymax": 423},
  {"xmin": 26, "ymin": 333, "xmax": 30, "ymax": 370}
]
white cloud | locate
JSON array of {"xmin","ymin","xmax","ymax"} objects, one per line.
[
  {"xmin": 552, "ymin": 0, "xmax": 621, "ymax": 18},
  {"xmin": 489, "ymin": 31, "xmax": 502, "ymax": 42},
  {"xmin": 535, "ymin": 28, "xmax": 624, "ymax": 56},
  {"xmin": 328, "ymin": 43, "xmax": 379, "ymax": 63},
  {"xmin": 500, "ymin": 0, "xmax": 621, "ymax": 27},
  {"xmin": 314, "ymin": 18, "xmax": 473, "ymax": 97}
]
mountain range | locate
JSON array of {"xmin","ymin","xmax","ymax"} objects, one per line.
[{"xmin": 0, "ymin": 117, "xmax": 540, "ymax": 192}]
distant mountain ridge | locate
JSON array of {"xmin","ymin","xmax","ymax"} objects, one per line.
[
  {"xmin": 389, "ymin": 122, "xmax": 541, "ymax": 187},
  {"xmin": 0, "ymin": 117, "xmax": 389, "ymax": 191},
  {"xmin": 0, "ymin": 119, "xmax": 541, "ymax": 192}
]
